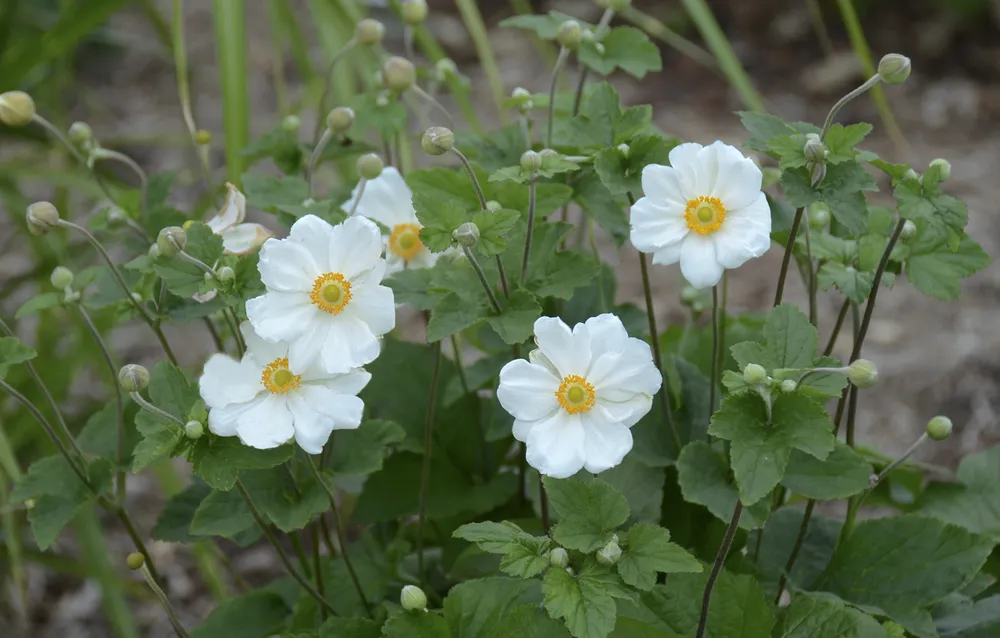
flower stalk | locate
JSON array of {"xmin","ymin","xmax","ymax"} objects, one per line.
[{"xmin": 417, "ymin": 342, "xmax": 443, "ymax": 583}]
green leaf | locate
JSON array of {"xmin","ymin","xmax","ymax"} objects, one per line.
[
  {"xmin": 573, "ymin": 168, "xmax": 629, "ymax": 245},
  {"xmin": 933, "ymin": 594, "xmax": 1000, "ymax": 638},
  {"xmin": 499, "ymin": 11, "xmax": 588, "ymax": 39},
  {"xmin": 708, "ymin": 392, "xmax": 834, "ymax": 505},
  {"xmin": 561, "ymin": 83, "xmax": 652, "ymax": 148},
  {"xmin": 12, "ymin": 455, "xmax": 89, "ymax": 502},
  {"xmin": 751, "ymin": 507, "xmax": 840, "ymax": 593},
  {"xmin": 817, "ymin": 263, "xmax": 874, "ymax": 304},
  {"xmin": 347, "ymin": 91, "xmax": 408, "ymax": 141},
  {"xmin": 76, "ymin": 401, "xmax": 141, "ymax": 468},
  {"xmin": 599, "ymin": 456, "xmax": 666, "ymax": 525},
  {"xmin": 544, "ymin": 477, "xmax": 630, "ymax": 552},
  {"xmin": 29, "ymin": 494, "xmax": 90, "ymax": 550},
  {"xmin": 190, "ymin": 590, "xmax": 291, "ymax": 638},
  {"xmin": 594, "ymin": 135, "xmax": 676, "ymax": 197},
  {"xmin": 739, "ymin": 112, "xmax": 818, "ymax": 152},
  {"xmin": 781, "ymin": 443, "xmax": 873, "ymax": 500},
  {"xmin": 444, "ymin": 578, "xmax": 562, "ymax": 637},
  {"xmin": 824, "ymin": 123, "xmax": 873, "ymax": 164},
  {"xmin": 454, "ymin": 521, "xmax": 551, "ymax": 578},
  {"xmin": 427, "ymin": 292, "xmax": 489, "ymax": 342},
  {"xmin": 15, "ymin": 292, "xmax": 62, "ymax": 319},
  {"xmin": 763, "ymin": 304, "xmax": 818, "ymax": 369},
  {"xmin": 242, "ymin": 123, "xmax": 303, "ymax": 174},
  {"xmin": 766, "ymin": 133, "xmax": 810, "ymax": 169},
  {"xmin": 151, "ymin": 223, "xmax": 224, "ymax": 297},
  {"xmin": 317, "ymin": 616, "xmax": 383, "ymax": 638},
  {"xmin": 895, "ymin": 177, "xmax": 968, "ymax": 239},
  {"xmin": 132, "ymin": 361, "xmax": 198, "ymax": 471},
  {"xmin": 190, "ymin": 488, "xmax": 255, "ymax": 538},
  {"xmin": 0, "ymin": 336, "xmax": 37, "ymax": 379},
  {"xmin": 190, "ymin": 437, "xmax": 294, "ymax": 491},
  {"xmin": 132, "ymin": 413, "xmax": 183, "ymax": 472},
  {"xmin": 153, "ymin": 481, "xmax": 212, "ymax": 542},
  {"xmin": 919, "ymin": 443, "xmax": 1000, "ymax": 541},
  {"xmin": 529, "ymin": 250, "xmax": 601, "ymax": 301},
  {"xmin": 675, "ymin": 441, "xmax": 771, "ymax": 530},
  {"xmin": 241, "ymin": 173, "xmax": 308, "ymax": 211},
  {"xmin": 543, "ymin": 561, "xmax": 633, "ymax": 638},
  {"xmin": 578, "ymin": 27, "xmax": 662, "ymax": 79},
  {"xmin": 473, "ymin": 208, "xmax": 521, "ymax": 257},
  {"xmin": 905, "ymin": 228, "xmax": 989, "ymax": 301},
  {"xmin": 383, "ymin": 611, "xmax": 451, "ymax": 637},
  {"xmin": 326, "ymin": 419, "xmax": 406, "ymax": 476},
  {"xmin": 487, "ymin": 290, "xmax": 541, "ymax": 345},
  {"xmin": 241, "ymin": 466, "xmax": 327, "ymax": 532},
  {"xmin": 781, "ymin": 161, "xmax": 878, "ymax": 235},
  {"xmin": 415, "ymin": 192, "xmax": 469, "ymax": 253},
  {"xmin": 617, "ymin": 524, "xmax": 701, "ymax": 590},
  {"xmin": 776, "ymin": 592, "xmax": 890, "ymax": 637},
  {"xmin": 385, "ymin": 268, "xmax": 444, "ymax": 311}
]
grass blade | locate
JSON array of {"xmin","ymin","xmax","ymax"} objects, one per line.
[
  {"xmin": 212, "ymin": 0, "xmax": 250, "ymax": 186},
  {"xmin": 621, "ymin": 6, "xmax": 718, "ymax": 72},
  {"xmin": 75, "ymin": 504, "xmax": 140, "ymax": 638},
  {"xmin": 454, "ymin": 0, "xmax": 507, "ymax": 122}
]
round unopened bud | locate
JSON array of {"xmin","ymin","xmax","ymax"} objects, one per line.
[
  {"xmin": 680, "ymin": 285, "xmax": 700, "ymax": 306},
  {"xmin": 847, "ymin": 359, "xmax": 878, "ymax": 388},
  {"xmin": 520, "ymin": 150, "xmax": 542, "ymax": 173},
  {"xmin": 780, "ymin": 379, "xmax": 797, "ymax": 393},
  {"xmin": 596, "ymin": 538, "xmax": 621, "ymax": 565},
  {"xmin": 184, "ymin": 421, "xmax": 205, "ymax": 440},
  {"xmin": 808, "ymin": 202, "xmax": 831, "ymax": 230},
  {"xmin": 156, "ymin": 226, "xmax": 187, "ymax": 258},
  {"xmin": 281, "ymin": 114, "xmax": 301, "ymax": 132},
  {"xmin": 743, "ymin": 364, "xmax": 768, "ymax": 386},
  {"xmin": 877, "ymin": 53, "xmax": 911, "ymax": 85},
  {"xmin": 810, "ymin": 162, "xmax": 827, "ymax": 187},
  {"xmin": 26, "ymin": 201, "xmax": 61, "ymax": 235},
  {"xmin": 616, "ymin": 143, "xmax": 630, "ymax": 156},
  {"xmin": 422, "ymin": 126, "xmax": 455, "ymax": 155},
  {"xmin": 928, "ymin": 158, "xmax": 951, "ymax": 182},
  {"xmin": 217, "ymin": 265, "xmax": 235, "ymax": 284},
  {"xmin": 356, "ymin": 153, "xmax": 384, "ymax": 180},
  {"xmin": 453, "ymin": 222, "xmax": 479, "ymax": 248},
  {"xmin": 50, "ymin": 266, "xmax": 74, "ymax": 290},
  {"xmin": 0, "ymin": 91, "xmax": 36, "ymax": 127},
  {"xmin": 126, "ymin": 552, "xmax": 145, "ymax": 571},
  {"xmin": 903, "ymin": 168, "xmax": 919, "ymax": 182},
  {"xmin": 485, "ymin": 200, "xmax": 502, "ymax": 212},
  {"xmin": 435, "ymin": 58, "xmax": 458, "ymax": 79},
  {"xmin": 900, "ymin": 220, "xmax": 917, "ymax": 241},
  {"xmin": 355, "ymin": 18, "xmax": 385, "ymax": 46},
  {"xmin": 147, "ymin": 243, "xmax": 161, "ymax": 260},
  {"xmin": 926, "ymin": 415, "xmax": 953, "ymax": 441},
  {"xmin": 400, "ymin": 585, "xmax": 427, "ymax": 611},
  {"xmin": 118, "ymin": 364, "xmax": 150, "ymax": 392},
  {"xmin": 68, "ymin": 121, "xmax": 94, "ymax": 148},
  {"xmin": 326, "ymin": 107, "xmax": 355, "ymax": 134},
  {"xmin": 108, "ymin": 206, "xmax": 127, "ymax": 225},
  {"xmin": 803, "ymin": 137, "xmax": 827, "ymax": 163},
  {"xmin": 511, "ymin": 87, "xmax": 531, "ymax": 104},
  {"xmin": 195, "ymin": 129, "xmax": 212, "ymax": 145},
  {"xmin": 383, "ymin": 56, "xmax": 416, "ymax": 92},
  {"xmin": 549, "ymin": 547, "xmax": 569, "ymax": 568},
  {"xmin": 557, "ymin": 20, "xmax": 583, "ymax": 50},
  {"xmin": 401, "ymin": 0, "xmax": 428, "ymax": 25},
  {"xmin": 130, "ymin": 292, "xmax": 143, "ymax": 303}
]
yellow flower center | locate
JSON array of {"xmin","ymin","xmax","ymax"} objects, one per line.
[
  {"xmin": 261, "ymin": 357, "xmax": 301, "ymax": 394},
  {"xmin": 684, "ymin": 196, "xmax": 726, "ymax": 235},
  {"xmin": 555, "ymin": 375, "xmax": 596, "ymax": 414},
  {"xmin": 309, "ymin": 272, "xmax": 352, "ymax": 314},
  {"xmin": 388, "ymin": 223, "xmax": 424, "ymax": 261}
]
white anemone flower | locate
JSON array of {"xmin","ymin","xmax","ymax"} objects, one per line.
[
  {"xmin": 246, "ymin": 214, "xmax": 395, "ymax": 374},
  {"xmin": 208, "ymin": 183, "xmax": 274, "ymax": 254},
  {"xmin": 198, "ymin": 323, "xmax": 370, "ymax": 454},
  {"xmin": 342, "ymin": 166, "xmax": 437, "ymax": 274},
  {"xmin": 497, "ymin": 314, "xmax": 662, "ymax": 479},
  {"xmin": 629, "ymin": 141, "xmax": 771, "ymax": 289}
]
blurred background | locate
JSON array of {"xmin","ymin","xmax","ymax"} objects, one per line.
[{"xmin": 0, "ymin": 0, "xmax": 998, "ymax": 635}]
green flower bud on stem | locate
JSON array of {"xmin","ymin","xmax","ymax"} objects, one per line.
[
  {"xmin": 26, "ymin": 201, "xmax": 61, "ymax": 236},
  {"xmin": 680, "ymin": 285, "xmax": 700, "ymax": 306},
  {"xmin": 126, "ymin": 552, "xmax": 145, "ymax": 570},
  {"xmin": 549, "ymin": 547, "xmax": 569, "ymax": 568},
  {"xmin": 195, "ymin": 129, "xmax": 212, "ymax": 145},
  {"xmin": 928, "ymin": 158, "xmax": 951, "ymax": 181},
  {"xmin": 421, "ymin": 126, "xmax": 455, "ymax": 155},
  {"xmin": 50, "ymin": 266, "xmax": 74, "ymax": 290},
  {"xmin": 807, "ymin": 202, "xmax": 831, "ymax": 230},
  {"xmin": 903, "ymin": 168, "xmax": 920, "ymax": 181},
  {"xmin": 453, "ymin": 222, "xmax": 479, "ymax": 248},
  {"xmin": 184, "ymin": 421, "xmax": 205, "ymax": 440},
  {"xmin": 356, "ymin": 153, "xmax": 384, "ymax": 180},
  {"xmin": 900, "ymin": 220, "xmax": 917, "ymax": 242},
  {"xmin": 520, "ymin": 150, "xmax": 542, "ymax": 173},
  {"xmin": 156, "ymin": 226, "xmax": 188, "ymax": 258},
  {"xmin": 847, "ymin": 359, "xmax": 878, "ymax": 388},
  {"xmin": 435, "ymin": 58, "xmax": 457, "ymax": 80},
  {"xmin": 326, "ymin": 107, "xmax": 355, "ymax": 134},
  {"xmin": 401, "ymin": 0, "xmax": 428, "ymax": 25},
  {"xmin": 400, "ymin": 585, "xmax": 427, "ymax": 611},
  {"xmin": 780, "ymin": 379, "xmax": 797, "ymax": 393},
  {"xmin": 148, "ymin": 243, "xmax": 161, "ymax": 260},
  {"xmin": 217, "ymin": 266, "xmax": 235, "ymax": 284},
  {"xmin": 281, "ymin": 114, "xmax": 301, "ymax": 132},
  {"xmin": 743, "ymin": 363, "xmax": 767, "ymax": 386},
  {"xmin": 68, "ymin": 121, "xmax": 94, "ymax": 148},
  {"xmin": 485, "ymin": 200, "xmax": 502, "ymax": 212},
  {"xmin": 877, "ymin": 53, "xmax": 911, "ymax": 85},
  {"xmin": 926, "ymin": 415, "xmax": 953, "ymax": 441},
  {"xmin": 355, "ymin": 18, "xmax": 385, "ymax": 46},
  {"xmin": 596, "ymin": 537, "xmax": 621, "ymax": 565},
  {"xmin": 0, "ymin": 90, "xmax": 36, "ymax": 127},
  {"xmin": 383, "ymin": 56, "xmax": 416, "ymax": 92},
  {"xmin": 510, "ymin": 87, "xmax": 531, "ymax": 105},
  {"xmin": 557, "ymin": 20, "xmax": 583, "ymax": 50},
  {"xmin": 803, "ymin": 136, "xmax": 827, "ymax": 163},
  {"xmin": 118, "ymin": 364, "xmax": 150, "ymax": 392}
]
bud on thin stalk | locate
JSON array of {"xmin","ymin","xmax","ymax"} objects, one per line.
[
  {"xmin": 118, "ymin": 364, "xmax": 150, "ymax": 392},
  {"xmin": 326, "ymin": 107, "xmax": 355, "ymax": 134},
  {"xmin": 307, "ymin": 128, "xmax": 333, "ymax": 200},
  {"xmin": 401, "ymin": 0, "xmax": 428, "ymax": 25},
  {"xmin": 157, "ymin": 226, "xmax": 188, "ymax": 258},
  {"xmin": 0, "ymin": 90, "xmax": 36, "ymax": 127},
  {"xmin": 877, "ymin": 53, "xmax": 911, "ymax": 85},
  {"xmin": 820, "ymin": 73, "xmax": 884, "ymax": 140},
  {"xmin": 383, "ymin": 56, "xmax": 416, "ymax": 92},
  {"xmin": 400, "ymin": 585, "xmax": 427, "ymax": 611},
  {"xmin": 50, "ymin": 266, "xmax": 74, "ymax": 290},
  {"xmin": 421, "ymin": 127, "xmax": 455, "ymax": 156},
  {"xmin": 357, "ymin": 152, "xmax": 384, "ymax": 180},
  {"xmin": 26, "ymin": 201, "xmax": 61, "ymax": 235}
]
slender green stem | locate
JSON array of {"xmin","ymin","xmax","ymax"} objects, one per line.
[
  {"xmin": 851, "ymin": 219, "xmax": 906, "ymax": 361},
  {"xmin": 308, "ymin": 128, "xmax": 333, "ymax": 200},
  {"xmin": 227, "ymin": 309, "xmax": 246, "ymax": 356},
  {"xmin": 417, "ymin": 342, "xmax": 443, "ymax": 584},
  {"xmin": 212, "ymin": 0, "xmax": 250, "ymax": 186},
  {"xmin": 520, "ymin": 178, "xmax": 537, "ymax": 284},
  {"xmin": 131, "ymin": 392, "xmax": 186, "ymax": 426},
  {"xmin": 304, "ymin": 455, "xmax": 371, "ymax": 617},
  {"xmin": 824, "ymin": 297, "xmax": 850, "ymax": 356},
  {"xmin": 715, "ymin": 273, "xmax": 728, "ymax": 399},
  {"xmin": 177, "ymin": 250, "xmax": 216, "ymax": 276},
  {"xmin": 140, "ymin": 562, "xmax": 189, "ymax": 637},
  {"xmin": 804, "ymin": 224, "xmax": 818, "ymax": 327},
  {"xmin": 621, "ymin": 6, "xmax": 717, "ymax": 72},
  {"xmin": 870, "ymin": 434, "xmax": 929, "ymax": 492},
  {"xmin": 452, "ymin": 148, "xmax": 510, "ymax": 298},
  {"xmin": 539, "ymin": 476, "xmax": 551, "ymax": 533},
  {"xmin": 114, "ymin": 505, "xmax": 163, "ymax": 587},
  {"xmin": 462, "ymin": 246, "xmax": 502, "ymax": 314},
  {"xmin": 74, "ymin": 505, "xmax": 139, "ymax": 638},
  {"xmin": 348, "ymin": 178, "xmax": 367, "ymax": 216},
  {"xmin": 571, "ymin": 67, "xmax": 589, "ymax": 117},
  {"xmin": 453, "ymin": 0, "xmax": 507, "ymax": 122},
  {"xmin": 202, "ymin": 316, "xmax": 225, "ymax": 352},
  {"xmin": 312, "ymin": 39, "xmax": 357, "ymax": 144},
  {"xmin": 806, "ymin": 0, "xmax": 834, "ymax": 56},
  {"xmin": 235, "ymin": 480, "xmax": 336, "ymax": 614},
  {"xmin": 173, "ymin": 0, "xmax": 215, "ymax": 193},
  {"xmin": 91, "ymin": 149, "xmax": 149, "ymax": 217},
  {"xmin": 773, "ymin": 499, "xmax": 815, "ymax": 605},
  {"xmin": 289, "ymin": 532, "xmax": 312, "ymax": 576},
  {"xmin": 311, "ymin": 525, "xmax": 327, "ymax": 621},
  {"xmin": 0, "ymin": 468, "xmax": 27, "ymax": 610},
  {"xmin": 773, "ymin": 208, "xmax": 803, "ymax": 306},
  {"xmin": 820, "ymin": 74, "xmax": 880, "ymax": 140},
  {"xmin": 709, "ymin": 285, "xmax": 720, "ymax": 418},
  {"xmin": 546, "ymin": 47, "xmax": 569, "ymax": 149},
  {"xmin": 696, "ymin": 501, "xmax": 743, "ymax": 638},
  {"xmin": 638, "ymin": 251, "xmax": 681, "ymax": 450}
]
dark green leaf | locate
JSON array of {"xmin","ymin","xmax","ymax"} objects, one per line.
[
  {"xmin": 383, "ymin": 611, "xmax": 451, "ymax": 637},
  {"xmin": 781, "ymin": 443, "xmax": 873, "ymax": 500},
  {"xmin": 817, "ymin": 263, "xmax": 874, "ymax": 304},
  {"xmin": 386, "ymin": 268, "xmax": 444, "ymax": 311},
  {"xmin": 190, "ymin": 488, "xmax": 255, "ymax": 537},
  {"xmin": 751, "ymin": 507, "xmax": 840, "ymax": 593},
  {"xmin": 487, "ymin": 290, "xmax": 541, "ymax": 345},
  {"xmin": 905, "ymin": 228, "xmax": 989, "ymax": 301},
  {"xmin": 498, "ymin": 11, "xmax": 587, "ymax": 39},
  {"xmin": 317, "ymin": 616, "xmax": 383, "ymax": 638},
  {"xmin": 776, "ymin": 592, "xmax": 890, "ymax": 637},
  {"xmin": 453, "ymin": 523, "xmax": 551, "ymax": 578},
  {"xmin": 781, "ymin": 161, "xmax": 878, "ymax": 235},
  {"xmin": 544, "ymin": 477, "xmax": 630, "ymax": 552},
  {"xmin": 574, "ymin": 168, "xmax": 629, "ymax": 245},
  {"xmin": 29, "ymin": 495, "xmax": 90, "ymax": 550},
  {"xmin": 326, "ymin": 419, "xmax": 406, "ymax": 476},
  {"xmin": 427, "ymin": 292, "xmax": 489, "ymax": 343},
  {"xmin": 190, "ymin": 437, "xmax": 294, "ymax": 491},
  {"xmin": 443, "ymin": 577, "xmax": 559, "ymax": 637},
  {"xmin": 543, "ymin": 561, "xmax": 634, "ymax": 638},
  {"xmin": 824, "ymin": 123, "xmax": 873, "ymax": 164},
  {"xmin": 153, "ymin": 481, "xmax": 211, "ymax": 542},
  {"xmin": 764, "ymin": 304, "xmax": 818, "ymax": 369},
  {"xmin": 618, "ymin": 524, "xmax": 701, "ymax": 590},
  {"xmin": 241, "ymin": 467, "xmax": 328, "ymax": 532},
  {"xmin": 415, "ymin": 192, "xmax": 469, "ymax": 253},
  {"xmin": 473, "ymin": 208, "xmax": 521, "ymax": 257},
  {"xmin": 895, "ymin": 177, "xmax": 968, "ymax": 239},
  {"xmin": 919, "ymin": 443, "xmax": 1000, "ymax": 542},
  {"xmin": 675, "ymin": 441, "xmax": 771, "ymax": 530},
  {"xmin": 15, "ymin": 292, "xmax": 62, "ymax": 319},
  {"xmin": 594, "ymin": 134, "xmax": 676, "ymax": 197},
  {"xmin": 190, "ymin": 591, "xmax": 290, "ymax": 638},
  {"xmin": 152, "ymin": 222, "xmax": 224, "ymax": 297},
  {"xmin": 578, "ymin": 27, "xmax": 662, "ymax": 79},
  {"xmin": 0, "ymin": 336, "xmax": 37, "ymax": 379}
]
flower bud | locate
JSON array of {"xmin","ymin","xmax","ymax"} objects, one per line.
[
  {"xmin": 356, "ymin": 153, "xmax": 384, "ymax": 180},
  {"xmin": 107, "ymin": 206, "xmax": 127, "ymax": 225},
  {"xmin": 596, "ymin": 537, "xmax": 621, "ymax": 565},
  {"xmin": 780, "ymin": 379, "xmax": 797, "ymax": 393},
  {"xmin": 148, "ymin": 243, "xmax": 161, "ymax": 260},
  {"xmin": 400, "ymin": 585, "xmax": 427, "ymax": 611},
  {"xmin": 118, "ymin": 364, "xmax": 149, "ymax": 392},
  {"xmin": 68, "ymin": 121, "xmax": 94, "ymax": 148},
  {"xmin": 743, "ymin": 364, "xmax": 767, "ymax": 386},
  {"xmin": 0, "ymin": 91, "xmax": 36, "ymax": 127},
  {"xmin": 453, "ymin": 222, "xmax": 479, "ymax": 248},
  {"xmin": 355, "ymin": 18, "xmax": 385, "ymax": 46},
  {"xmin": 810, "ymin": 162, "xmax": 827, "ymax": 187},
  {"xmin": 421, "ymin": 126, "xmax": 455, "ymax": 156},
  {"xmin": 557, "ymin": 20, "xmax": 583, "ymax": 50},
  {"xmin": 435, "ymin": 58, "xmax": 458, "ymax": 80},
  {"xmin": 184, "ymin": 420, "xmax": 205, "ymax": 440},
  {"xmin": 126, "ymin": 552, "xmax": 145, "ymax": 571},
  {"xmin": 877, "ymin": 53, "xmax": 911, "ymax": 85},
  {"xmin": 904, "ymin": 168, "xmax": 920, "ymax": 182},
  {"xmin": 382, "ymin": 56, "xmax": 416, "ymax": 92},
  {"xmin": 847, "ymin": 359, "xmax": 878, "ymax": 388},
  {"xmin": 401, "ymin": 0, "xmax": 428, "ymax": 25},
  {"xmin": 882, "ymin": 621, "xmax": 906, "ymax": 638},
  {"xmin": 485, "ymin": 200, "xmax": 502, "ymax": 212},
  {"xmin": 803, "ymin": 137, "xmax": 827, "ymax": 163},
  {"xmin": 157, "ymin": 226, "xmax": 188, "ymax": 258},
  {"xmin": 520, "ymin": 150, "xmax": 542, "ymax": 173},
  {"xmin": 680, "ymin": 285, "xmax": 700, "ymax": 306},
  {"xmin": 926, "ymin": 415, "xmax": 953, "ymax": 441},
  {"xmin": 928, "ymin": 158, "xmax": 951, "ymax": 182},
  {"xmin": 131, "ymin": 292, "xmax": 143, "ymax": 304},
  {"xmin": 195, "ymin": 129, "xmax": 212, "ymax": 145},
  {"xmin": 616, "ymin": 143, "xmax": 630, "ymax": 156},
  {"xmin": 549, "ymin": 547, "xmax": 569, "ymax": 568},
  {"xmin": 807, "ymin": 202, "xmax": 831, "ymax": 230},
  {"xmin": 281, "ymin": 114, "xmax": 301, "ymax": 132},
  {"xmin": 900, "ymin": 220, "xmax": 917, "ymax": 242},
  {"xmin": 510, "ymin": 87, "xmax": 531, "ymax": 105},
  {"xmin": 50, "ymin": 266, "xmax": 74, "ymax": 290},
  {"xmin": 26, "ymin": 201, "xmax": 61, "ymax": 235},
  {"xmin": 326, "ymin": 107, "xmax": 355, "ymax": 134},
  {"xmin": 217, "ymin": 266, "xmax": 235, "ymax": 284}
]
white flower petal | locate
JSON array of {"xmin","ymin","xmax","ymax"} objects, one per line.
[
  {"xmin": 199, "ymin": 353, "xmax": 262, "ymax": 408},
  {"xmin": 234, "ymin": 394, "xmax": 295, "ymax": 449},
  {"xmin": 582, "ymin": 314, "xmax": 632, "ymax": 361},
  {"xmin": 651, "ymin": 241, "xmax": 683, "ymax": 266},
  {"xmin": 497, "ymin": 359, "xmax": 560, "ymax": 421},
  {"xmin": 258, "ymin": 238, "xmax": 320, "ymax": 291},
  {"xmin": 286, "ymin": 319, "xmax": 330, "ymax": 373},
  {"xmin": 208, "ymin": 395, "xmax": 264, "ymax": 437},
  {"xmin": 328, "ymin": 216, "xmax": 385, "ymax": 279},
  {"xmin": 286, "ymin": 386, "xmax": 365, "ymax": 454},
  {"xmin": 344, "ymin": 283, "xmax": 396, "ymax": 337},
  {"xmin": 598, "ymin": 393, "xmax": 653, "ymax": 428},
  {"xmin": 640, "ymin": 164, "xmax": 688, "ymax": 209},
  {"xmin": 318, "ymin": 316, "xmax": 381, "ymax": 373},
  {"xmin": 207, "ymin": 183, "xmax": 246, "ymax": 233},
  {"xmin": 310, "ymin": 368, "xmax": 372, "ymax": 395},
  {"xmin": 629, "ymin": 197, "xmax": 689, "ymax": 255},
  {"xmin": 240, "ymin": 322, "xmax": 288, "ymax": 369},
  {"xmin": 713, "ymin": 193, "xmax": 772, "ymax": 268},
  {"xmin": 287, "ymin": 214, "xmax": 336, "ymax": 273},
  {"xmin": 246, "ymin": 291, "xmax": 317, "ymax": 342},
  {"xmin": 528, "ymin": 348, "xmax": 561, "ymax": 378},
  {"xmin": 525, "ymin": 411, "xmax": 586, "ymax": 479},
  {"xmin": 668, "ymin": 142, "xmax": 708, "ymax": 197},
  {"xmin": 707, "ymin": 141, "xmax": 763, "ymax": 211},
  {"xmin": 580, "ymin": 408, "xmax": 634, "ymax": 474},
  {"xmin": 533, "ymin": 316, "xmax": 591, "ymax": 377},
  {"xmin": 222, "ymin": 223, "xmax": 273, "ymax": 255},
  {"xmin": 512, "ymin": 418, "xmax": 535, "ymax": 442},
  {"xmin": 679, "ymin": 234, "xmax": 725, "ymax": 289},
  {"xmin": 344, "ymin": 167, "xmax": 416, "ymax": 228},
  {"xmin": 588, "ymin": 349, "xmax": 661, "ymax": 398}
]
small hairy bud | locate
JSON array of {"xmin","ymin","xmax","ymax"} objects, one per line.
[
  {"xmin": 904, "ymin": 168, "xmax": 920, "ymax": 181},
  {"xmin": 217, "ymin": 266, "xmax": 235, "ymax": 284},
  {"xmin": 157, "ymin": 226, "xmax": 188, "ymax": 258},
  {"xmin": 50, "ymin": 266, "xmax": 74, "ymax": 290},
  {"xmin": 148, "ymin": 243, "xmax": 161, "ymax": 260},
  {"xmin": 118, "ymin": 364, "xmax": 150, "ymax": 392},
  {"xmin": 511, "ymin": 87, "xmax": 531, "ymax": 103},
  {"xmin": 68, "ymin": 121, "xmax": 94, "ymax": 148},
  {"xmin": 400, "ymin": 585, "xmax": 427, "ymax": 611},
  {"xmin": 326, "ymin": 107, "xmax": 355, "ymax": 134},
  {"xmin": 281, "ymin": 114, "xmax": 300, "ymax": 132},
  {"xmin": 803, "ymin": 137, "xmax": 827, "ymax": 163},
  {"xmin": 557, "ymin": 20, "xmax": 583, "ymax": 50},
  {"xmin": 130, "ymin": 292, "xmax": 143, "ymax": 303},
  {"xmin": 596, "ymin": 537, "xmax": 622, "ymax": 565},
  {"xmin": 926, "ymin": 415, "xmax": 953, "ymax": 441},
  {"xmin": 26, "ymin": 201, "xmax": 61, "ymax": 235},
  {"xmin": 0, "ymin": 90, "xmax": 36, "ymax": 127},
  {"xmin": 807, "ymin": 202, "xmax": 831, "ymax": 230},
  {"xmin": 616, "ymin": 143, "xmax": 630, "ymax": 156},
  {"xmin": 900, "ymin": 220, "xmax": 917, "ymax": 242},
  {"xmin": 847, "ymin": 359, "xmax": 878, "ymax": 388},
  {"xmin": 401, "ymin": 0, "xmax": 428, "ymax": 25},
  {"xmin": 126, "ymin": 552, "xmax": 145, "ymax": 571},
  {"xmin": 184, "ymin": 421, "xmax": 205, "ymax": 440},
  {"xmin": 195, "ymin": 129, "xmax": 212, "ymax": 145},
  {"xmin": 435, "ymin": 58, "xmax": 457, "ymax": 79},
  {"xmin": 538, "ymin": 148, "xmax": 558, "ymax": 158},
  {"xmin": 382, "ymin": 56, "xmax": 416, "ymax": 92},
  {"xmin": 810, "ymin": 162, "xmax": 827, "ymax": 187},
  {"xmin": 549, "ymin": 547, "xmax": 569, "ymax": 568},
  {"xmin": 355, "ymin": 18, "xmax": 385, "ymax": 46},
  {"xmin": 421, "ymin": 126, "xmax": 455, "ymax": 155},
  {"xmin": 485, "ymin": 200, "xmax": 502, "ymax": 212},
  {"xmin": 928, "ymin": 158, "xmax": 951, "ymax": 182},
  {"xmin": 453, "ymin": 222, "xmax": 480, "ymax": 248},
  {"xmin": 877, "ymin": 53, "xmax": 911, "ymax": 85},
  {"xmin": 520, "ymin": 150, "xmax": 542, "ymax": 173},
  {"xmin": 356, "ymin": 153, "xmax": 384, "ymax": 180},
  {"xmin": 743, "ymin": 364, "xmax": 768, "ymax": 386},
  {"xmin": 108, "ymin": 206, "xmax": 127, "ymax": 225},
  {"xmin": 780, "ymin": 379, "xmax": 797, "ymax": 393}
]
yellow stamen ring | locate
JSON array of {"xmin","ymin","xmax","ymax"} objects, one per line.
[
  {"xmin": 261, "ymin": 357, "xmax": 301, "ymax": 394},
  {"xmin": 388, "ymin": 223, "xmax": 424, "ymax": 261},
  {"xmin": 684, "ymin": 196, "xmax": 726, "ymax": 235},
  {"xmin": 309, "ymin": 272, "xmax": 352, "ymax": 314},
  {"xmin": 555, "ymin": 374, "xmax": 596, "ymax": 415}
]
